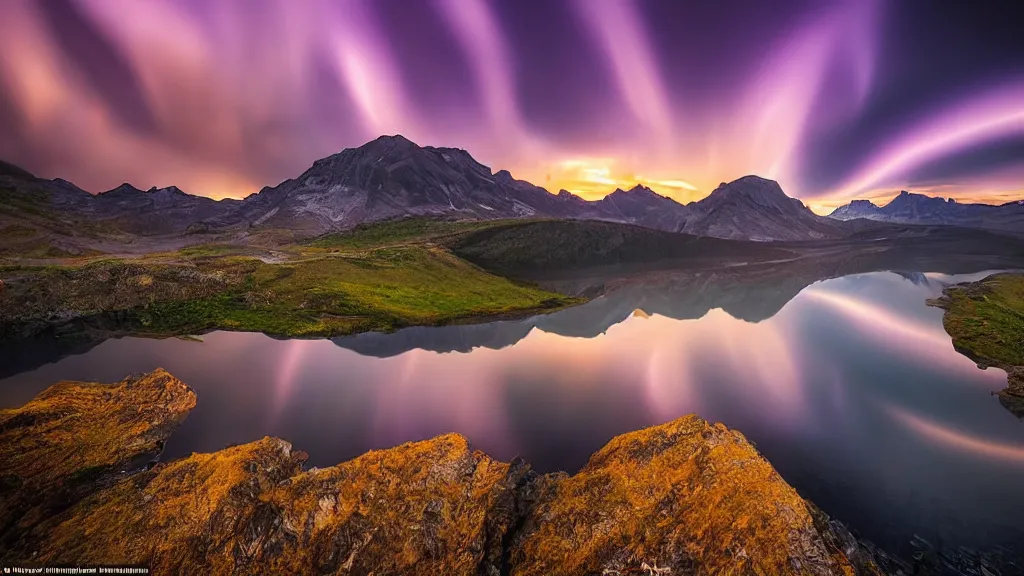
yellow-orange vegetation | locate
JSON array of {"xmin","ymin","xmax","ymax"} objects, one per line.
[
  {"xmin": 2, "ymin": 371, "xmax": 883, "ymax": 575},
  {"xmin": 0, "ymin": 368, "xmax": 194, "ymax": 486},
  {"xmin": 0, "ymin": 368, "xmax": 195, "ymax": 546},
  {"xmin": 32, "ymin": 437, "xmax": 303, "ymax": 573},
  {"xmin": 257, "ymin": 434, "xmax": 525, "ymax": 575},
  {"xmin": 508, "ymin": 416, "xmax": 878, "ymax": 575}
]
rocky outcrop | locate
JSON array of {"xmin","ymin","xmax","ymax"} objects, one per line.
[
  {"xmin": 1000, "ymin": 367, "xmax": 1024, "ymax": 420},
  {"xmin": 28, "ymin": 435, "xmax": 529, "ymax": 575},
  {"xmin": 508, "ymin": 416, "xmax": 882, "ymax": 575},
  {"xmin": 0, "ymin": 369, "xmax": 196, "ymax": 550},
  {"xmin": 1, "ymin": 370, "xmax": 889, "ymax": 574}
]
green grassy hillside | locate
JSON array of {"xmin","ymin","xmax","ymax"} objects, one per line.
[{"xmin": 0, "ymin": 243, "xmax": 580, "ymax": 340}]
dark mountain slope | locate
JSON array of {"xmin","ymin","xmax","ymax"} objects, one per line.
[{"xmin": 448, "ymin": 219, "xmax": 794, "ymax": 273}]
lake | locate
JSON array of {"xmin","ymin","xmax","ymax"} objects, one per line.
[{"xmin": 2, "ymin": 268, "xmax": 1023, "ymax": 561}]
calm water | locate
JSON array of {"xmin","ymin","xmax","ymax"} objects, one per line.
[{"xmin": 2, "ymin": 270, "xmax": 1024, "ymax": 558}]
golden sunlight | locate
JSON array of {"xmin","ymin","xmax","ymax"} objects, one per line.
[{"xmin": 527, "ymin": 158, "xmax": 702, "ymax": 203}]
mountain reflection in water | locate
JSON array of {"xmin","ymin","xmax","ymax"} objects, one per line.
[{"xmin": 1, "ymin": 268, "xmax": 1023, "ymax": 563}]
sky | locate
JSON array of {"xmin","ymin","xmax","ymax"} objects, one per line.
[{"xmin": 0, "ymin": 0, "xmax": 1022, "ymax": 214}]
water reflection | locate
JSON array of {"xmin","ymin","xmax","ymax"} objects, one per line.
[
  {"xmin": 886, "ymin": 404, "xmax": 1024, "ymax": 463},
  {"xmin": 1, "ymin": 268, "xmax": 1023, "ymax": 561}
]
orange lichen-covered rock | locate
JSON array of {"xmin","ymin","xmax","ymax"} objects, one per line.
[
  {"xmin": 1, "ymin": 371, "xmax": 885, "ymax": 575},
  {"xmin": 21, "ymin": 435, "xmax": 528, "ymax": 576},
  {"xmin": 28, "ymin": 437, "xmax": 305, "ymax": 573},
  {"xmin": 508, "ymin": 415, "xmax": 882, "ymax": 576},
  {"xmin": 258, "ymin": 434, "xmax": 528, "ymax": 576},
  {"xmin": 0, "ymin": 368, "xmax": 195, "ymax": 549}
]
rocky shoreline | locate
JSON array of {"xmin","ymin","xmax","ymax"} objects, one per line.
[{"xmin": 0, "ymin": 369, "xmax": 909, "ymax": 575}]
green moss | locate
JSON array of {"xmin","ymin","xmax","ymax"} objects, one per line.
[
  {"xmin": 933, "ymin": 273, "xmax": 1024, "ymax": 367},
  {"xmin": 1, "ymin": 211, "xmax": 587, "ymax": 339},
  {"xmin": 0, "ymin": 187, "xmax": 53, "ymax": 219}
]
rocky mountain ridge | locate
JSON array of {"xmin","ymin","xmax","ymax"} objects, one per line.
[
  {"xmin": 8, "ymin": 137, "xmax": 1024, "ymax": 245},
  {"xmin": 0, "ymin": 162, "xmax": 241, "ymax": 239},
  {"xmin": 829, "ymin": 190, "xmax": 1024, "ymax": 234},
  {"xmin": 2, "ymin": 135, "xmax": 865, "ymax": 243}
]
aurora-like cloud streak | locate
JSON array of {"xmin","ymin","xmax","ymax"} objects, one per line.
[
  {"xmin": 436, "ymin": 0, "xmax": 541, "ymax": 163},
  {"xmin": 573, "ymin": 0, "xmax": 674, "ymax": 149},
  {"xmin": 0, "ymin": 0, "xmax": 1020, "ymax": 206},
  {"xmin": 832, "ymin": 82, "xmax": 1024, "ymax": 200}
]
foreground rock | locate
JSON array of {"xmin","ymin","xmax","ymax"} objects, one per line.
[
  {"xmin": 0, "ymin": 369, "xmax": 195, "ymax": 550},
  {"xmin": 927, "ymin": 273, "xmax": 1024, "ymax": 418},
  {"xmin": 508, "ymin": 416, "xmax": 882, "ymax": 575},
  {"xmin": 2, "ymin": 370, "xmax": 887, "ymax": 574}
]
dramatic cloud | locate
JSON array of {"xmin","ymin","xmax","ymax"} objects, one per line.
[{"xmin": 0, "ymin": 0, "xmax": 1021, "ymax": 209}]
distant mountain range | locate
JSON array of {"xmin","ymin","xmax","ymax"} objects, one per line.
[
  {"xmin": 829, "ymin": 190, "xmax": 1024, "ymax": 234},
  {"xmin": 2, "ymin": 135, "xmax": 1021, "ymax": 244}
]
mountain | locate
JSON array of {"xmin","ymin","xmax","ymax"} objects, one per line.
[
  {"xmin": 233, "ymin": 135, "xmax": 593, "ymax": 235},
  {"xmin": 830, "ymin": 199, "xmax": 879, "ymax": 220},
  {"xmin": 230, "ymin": 135, "xmax": 696, "ymax": 236},
  {"xmin": 682, "ymin": 176, "xmax": 847, "ymax": 241},
  {"xmin": 829, "ymin": 190, "xmax": 1024, "ymax": 234},
  {"xmin": 0, "ymin": 159, "xmax": 35, "ymax": 180},
  {"xmin": 87, "ymin": 183, "xmax": 241, "ymax": 235}
]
